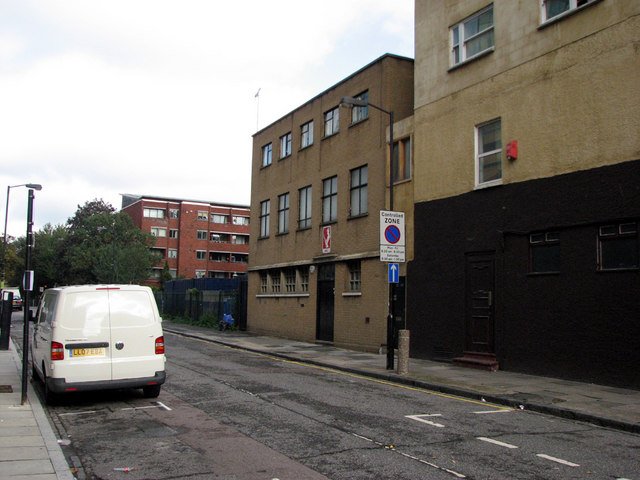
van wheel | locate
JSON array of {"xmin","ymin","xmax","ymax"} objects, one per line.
[{"xmin": 143, "ymin": 385, "xmax": 161, "ymax": 398}]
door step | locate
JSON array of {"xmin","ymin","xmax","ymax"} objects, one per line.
[{"xmin": 453, "ymin": 352, "xmax": 499, "ymax": 371}]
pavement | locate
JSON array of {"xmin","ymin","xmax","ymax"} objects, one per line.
[{"xmin": 1, "ymin": 321, "xmax": 639, "ymax": 480}]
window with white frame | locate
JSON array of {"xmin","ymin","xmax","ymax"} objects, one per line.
[
  {"xmin": 351, "ymin": 91, "xmax": 369, "ymax": 124},
  {"xmin": 322, "ymin": 176, "xmax": 338, "ymax": 223},
  {"xmin": 324, "ymin": 107, "xmax": 339, "ymax": 137},
  {"xmin": 168, "ymin": 249, "xmax": 177, "ymax": 259},
  {"xmin": 262, "ymin": 143, "xmax": 272, "ymax": 167},
  {"xmin": 195, "ymin": 270, "xmax": 206, "ymax": 278},
  {"xmin": 301, "ymin": 120, "xmax": 314, "ymax": 148},
  {"xmin": 211, "ymin": 214, "xmax": 228, "ymax": 224},
  {"xmin": 197, "ymin": 230, "xmax": 207, "ymax": 240},
  {"xmin": 451, "ymin": 4, "xmax": 494, "ymax": 66},
  {"xmin": 197, "ymin": 211, "xmax": 208, "ymax": 221},
  {"xmin": 210, "ymin": 232, "xmax": 230, "ymax": 243},
  {"xmin": 150, "ymin": 227, "xmax": 167, "ymax": 237},
  {"xmin": 196, "ymin": 250, "xmax": 206, "ymax": 260},
  {"xmin": 260, "ymin": 200, "xmax": 270, "ymax": 238},
  {"xmin": 350, "ymin": 165, "xmax": 368, "ymax": 217},
  {"xmin": 169, "ymin": 268, "xmax": 177, "ymax": 278},
  {"xmin": 278, "ymin": 193, "xmax": 290, "ymax": 234},
  {"xmin": 598, "ymin": 223, "xmax": 638, "ymax": 271},
  {"xmin": 298, "ymin": 185, "xmax": 312, "ymax": 230},
  {"xmin": 144, "ymin": 208, "xmax": 165, "ymax": 218},
  {"xmin": 475, "ymin": 118, "xmax": 502, "ymax": 187},
  {"xmin": 232, "ymin": 216, "xmax": 249, "ymax": 225},
  {"xmin": 541, "ymin": 0, "xmax": 597, "ymax": 23},
  {"xmin": 169, "ymin": 209, "xmax": 179, "ymax": 219},
  {"xmin": 169, "ymin": 229, "xmax": 178, "ymax": 238},
  {"xmin": 280, "ymin": 132, "xmax": 292, "ymax": 158},
  {"xmin": 349, "ymin": 260, "xmax": 361, "ymax": 292},
  {"xmin": 232, "ymin": 234, "xmax": 249, "ymax": 245}
]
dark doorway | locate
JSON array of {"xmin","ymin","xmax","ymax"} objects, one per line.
[
  {"xmin": 464, "ymin": 253, "xmax": 496, "ymax": 354},
  {"xmin": 316, "ymin": 263, "xmax": 335, "ymax": 342}
]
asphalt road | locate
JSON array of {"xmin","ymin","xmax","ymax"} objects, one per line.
[{"xmin": 10, "ymin": 314, "xmax": 640, "ymax": 479}]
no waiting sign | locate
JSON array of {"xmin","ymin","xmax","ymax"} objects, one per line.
[{"xmin": 380, "ymin": 210, "xmax": 405, "ymax": 263}]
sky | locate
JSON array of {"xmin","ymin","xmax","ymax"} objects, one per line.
[{"xmin": 0, "ymin": 0, "xmax": 414, "ymax": 240}]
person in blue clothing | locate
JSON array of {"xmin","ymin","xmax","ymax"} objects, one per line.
[{"xmin": 219, "ymin": 313, "xmax": 234, "ymax": 331}]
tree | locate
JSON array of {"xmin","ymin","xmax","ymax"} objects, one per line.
[
  {"xmin": 66, "ymin": 199, "xmax": 115, "ymax": 231},
  {"xmin": 32, "ymin": 223, "xmax": 68, "ymax": 289}
]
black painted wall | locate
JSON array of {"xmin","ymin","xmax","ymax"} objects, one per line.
[{"xmin": 407, "ymin": 159, "xmax": 640, "ymax": 389}]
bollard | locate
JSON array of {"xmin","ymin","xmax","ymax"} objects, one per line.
[
  {"xmin": 397, "ymin": 329, "xmax": 410, "ymax": 375},
  {"xmin": 0, "ymin": 297, "xmax": 12, "ymax": 350}
]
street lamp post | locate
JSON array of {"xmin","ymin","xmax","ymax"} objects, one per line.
[{"xmin": 340, "ymin": 97, "xmax": 396, "ymax": 370}]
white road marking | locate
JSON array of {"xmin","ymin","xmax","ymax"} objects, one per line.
[
  {"xmin": 120, "ymin": 402, "xmax": 172, "ymax": 412},
  {"xmin": 536, "ymin": 454, "xmax": 580, "ymax": 467},
  {"xmin": 58, "ymin": 410, "xmax": 97, "ymax": 416},
  {"xmin": 398, "ymin": 452, "xmax": 467, "ymax": 478},
  {"xmin": 473, "ymin": 409, "xmax": 514, "ymax": 414},
  {"xmin": 405, "ymin": 414, "xmax": 445, "ymax": 428},
  {"xmin": 155, "ymin": 401, "xmax": 172, "ymax": 411},
  {"xmin": 477, "ymin": 437, "xmax": 519, "ymax": 449}
]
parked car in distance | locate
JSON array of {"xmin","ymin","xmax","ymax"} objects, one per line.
[
  {"xmin": 1, "ymin": 287, "xmax": 23, "ymax": 310},
  {"xmin": 31, "ymin": 285, "xmax": 166, "ymax": 404}
]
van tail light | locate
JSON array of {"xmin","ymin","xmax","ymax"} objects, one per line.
[
  {"xmin": 51, "ymin": 342, "xmax": 64, "ymax": 361},
  {"xmin": 155, "ymin": 336, "xmax": 165, "ymax": 355}
]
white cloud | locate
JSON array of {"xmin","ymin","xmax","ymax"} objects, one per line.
[{"xmin": 0, "ymin": 0, "xmax": 413, "ymax": 238}]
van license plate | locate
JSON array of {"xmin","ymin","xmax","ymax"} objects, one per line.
[{"xmin": 69, "ymin": 348, "xmax": 105, "ymax": 357}]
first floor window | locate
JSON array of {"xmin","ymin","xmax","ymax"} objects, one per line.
[
  {"xmin": 324, "ymin": 107, "xmax": 339, "ymax": 137},
  {"xmin": 598, "ymin": 223, "xmax": 638, "ymax": 271},
  {"xmin": 262, "ymin": 143, "xmax": 272, "ymax": 167},
  {"xmin": 350, "ymin": 165, "xmax": 368, "ymax": 217},
  {"xmin": 299, "ymin": 267, "xmax": 309, "ymax": 292},
  {"xmin": 278, "ymin": 193, "xmax": 290, "ymax": 234},
  {"xmin": 260, "ymin": 200, "xmax": 270, "ymax": 237},
  {"xmin": 530, "ymin": 232, "xmax": 560, "ymax": 273},
  {"xmin": 349, "ymin": 261, "xmax": 361, "ymax": 292},
  {"xmin": 270, "ymin": 271, "xmax": 281, "ymax": 293},
  {"xmin": 301, "ymin": 120, "xmax": 314, "ymax": 148},
  {"xmin": 451, "ymin": 4, "xmax": 494, "ymax": 66},
  {"xmin": 476, "ymin": 118, "xmax": 502, "ymax": 187},
  {"xmin": 322, "ymin": 176, "xmax": 338, "ymax": 223},
  {"xmin": 260, "ymin": 272, "xmax": 268, "ymax": 293},
  {"xmin": 285, "ymin": 269, "xmax": 296, "ymax": 293},
  {"xmin": 298, "ymin": 186, "xmax": 312, "ymax": 230},
  {"xmin": 195, "ymin": 270, "xmax": 206, "ymax": 278}
]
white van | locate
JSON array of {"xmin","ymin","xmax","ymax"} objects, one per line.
[{"xmin": 31, "ymin": 285, "xmax": 166, "ymax": 403}]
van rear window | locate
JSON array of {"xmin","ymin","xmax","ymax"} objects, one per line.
[
  {"xmin": 64, "ymin": 292, "xmax": 110, "ymax": 332},
  {"xmin": 108, "ymin": 291, "xmax": 156, "ymax": 327}
]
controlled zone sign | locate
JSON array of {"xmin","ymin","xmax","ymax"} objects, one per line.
[{"xmin": 380, "ymin": 210, "xmax": 405, "ymax": 263}]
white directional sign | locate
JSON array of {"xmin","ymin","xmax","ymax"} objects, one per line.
[{"xmin": 380, "ymin": 210, "xmax": 405, "ymax": 263}]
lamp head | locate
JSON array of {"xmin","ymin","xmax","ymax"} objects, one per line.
[
  {"xmin": 25, "ymin": 184, "xmax": 42, "ymax": 191},
  {"xmin": 339, "ymin": 96, "xmax": 368, "ymax": 108}
]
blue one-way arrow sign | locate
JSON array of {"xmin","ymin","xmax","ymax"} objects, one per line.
[{"xmin": 388, "ymin": 263, "xmax": 399, "ymax": 283}]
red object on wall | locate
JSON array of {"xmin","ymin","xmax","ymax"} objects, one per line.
[{"xmin": 507, "ymin": 140, "xmax": 518, "ymax": 160}]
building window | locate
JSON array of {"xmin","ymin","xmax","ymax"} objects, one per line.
[
  {"xmin": 392, "ymin": 137, "xmax": 411, "ymax": 183},
  {"xmin": 232, "ymin": 234, "xmax": 249, "ymax": 245},
  {"xmin": 351, "ymin": 91, "xmax": 369, "ymax": 124},
  {"xmin": 530, "ymin": 232, "xmax": 560, "ymax": 273},
  {"xmin": 196, "ymin": 250, "xmax": 206, "ymax": 260},
  {"xmin": 349, "ymin": 261, "xmax": 361, "ymax": 292},
  {"xmin": 350, "ymin": 165, "xmax": 368, "ymax": 217},
  {"xmin": 476, "ymin": 118, "xmax": 502, "ymax": 187},
  {"xmin": 150, "ymin": 227, "xmax": 167, "ymax": 237},
  {"xmin": 322, "ymin": 176, "xmax": 338, "ymax": 224},
  {"xmin": 260, "ymin": 272, "xmax": 268, "ymax": 293},
  {"xmin": 231, "ymin": 254, "xmax": 248, "ymax": 264},
  {"xmin": 212, "ymin": 214, "xmax": 228, "ymax": 224},
  {"xmin": 195, "ymin": 270, "xmax": 206, "ymax": 279},
  {"xmin": 151, "ymin": 247, "xmax": 166, "ymax": 259},
  {"xmin": 278, "ymin": 193, "xmax": 290, "ymax": 234},
  {"xmin": 169, "ymin": 209, "xmax": 179, "ymax": 219},
  {"xmin": 285, "ymin": 269, "xmax": 296, "ymax": 293},
  {"xmin": 144, "ymin": 208, "xmax": 165, "ymax": 218},
  {"xmin": 299, "ymin": 267, "xmax": 309, "ymax": 293},
  {"xmin": 262, "ymin": 143, "xmax": 272, "ymax": 167},
  {"xmin": 210, "ymin": 252, "xmax": 228, "ymax": 262},
  {"xmin": 324, "ymin": 107, "xmax": 339, "ymax": 137},
  {"xmin": 451, "ymin": 4, "xmax": 494, "ymax": 66},
  {"xmin": 169, "ymin": 229, "xmax": 178, "ymax": 238},
  {"xmin": 260, "ymin": 200, "xmax": 270, "ymax": 238},
  {"xmin": 280, "ymin": 132, "xmax": 292, "ymax": 159},
  {"xmin": 197, "ymin": 230, "xmax": 207, "ymax": 240},
  {"xmin": 210, "ymin": 232, "xmax": 230, "ymax": 243},
  {"xmin": 168, "ymin": 249, "xmax": 177, "ymax": 259},
  {"xmin": 541, "ymin": 0, "xmax": 597, "ymax": 23},
  {"xmin": 598, "ymin": 223, "xmax": 638, "ymax": 271},
  {"xmin": 232, "ymin": 216, "xmax": 249, "ymax": 226},
  {"xmin": 169, "ymin": 269, "xmax": 177, "ymax": 278},
  {"xmin": 270, "ymin": 271, "xmax": 281, "ymax": 293},
  {"xmin": 197, "ymin": 211, "xmax": 209, "ymax": 221},
  {"xmin": 301, "ymin": 120, "xmax": 314, "ymax": 148},
  {"xmin": 298, "ymin": 186, "xmax": 312, "ymax": 230}
]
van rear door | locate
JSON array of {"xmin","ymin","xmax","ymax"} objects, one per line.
[
  {"xmin": 107, "ymin": 288, "xmax": 164, "ymax": 381},
  {"xmin": 58, "ymin": 290, "xmax": 112, "ymax": 383}
]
